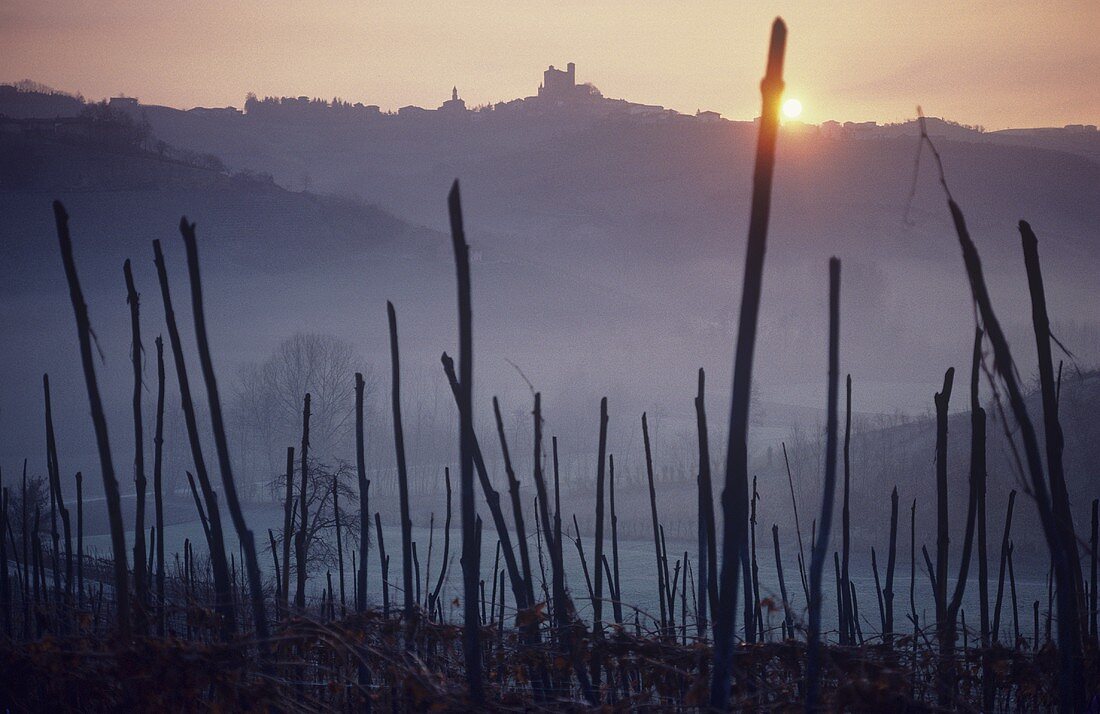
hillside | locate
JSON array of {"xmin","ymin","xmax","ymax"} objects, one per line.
[
  {"xmin": 112, "ymin": 93, "xmax": 1100, "ymax": 409},
  {"xmin": 3, "ymin": 86, "xmax": 1099, "ymax": 519},
  {"xmin": 0, "ymin": 126, "xmax": 443, "ymax": 470},
  {"xmin": 0, "ymin": 126, "xmax": 652, "ymax": 481},
  {"xmin": 0, "ymin": 122, "xmax": 439, "ymax": 272},
  {"xmin": 754, "ymin": 370, "xmax": 1100, "ymax": 570}
]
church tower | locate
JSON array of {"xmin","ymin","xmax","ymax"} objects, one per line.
[{"xmin": 440, "ymin": 86, "xmax": 467, "ymax": 113}]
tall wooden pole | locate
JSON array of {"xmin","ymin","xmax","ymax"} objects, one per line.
[
  {"xmin": 710, "ymin": 20, "xmax": 787, "ymax": 709},
  {"xmin": 53, "ymin": 202, "xmax": 130, "ymax": 638},
  {"xmin": 448, "ymin": 181, "xmax": 482, "ymax": 703},
  {"xmin": 804, "ymin": 258, "xmax": 841, "ymax": 712}
]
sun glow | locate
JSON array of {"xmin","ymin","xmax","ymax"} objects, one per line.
[{"xmin": 782, "ymin": 98, "xmax": 803, "ymax": 119}]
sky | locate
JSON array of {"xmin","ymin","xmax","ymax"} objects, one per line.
[{"xmin": 2, "ymin": 0, "xmax": 1098, "ymax": 129}]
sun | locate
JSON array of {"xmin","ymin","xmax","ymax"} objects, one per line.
[{"xmin": 782, "ymin": 98, "xmax": 803, "ymax": 119}]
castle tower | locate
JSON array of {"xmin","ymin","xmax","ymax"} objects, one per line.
[{"xmin": 539, "ymin": 63, "xmax": 578, "ymax": 98}]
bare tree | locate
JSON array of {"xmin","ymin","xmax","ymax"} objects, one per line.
[
  {"xmin": 234, "ymin": 333, "xmax": 376, "ymax": 480},
  {"xmin": 269, "ymin": 457, "xmax": 360, "ymax": 582}
]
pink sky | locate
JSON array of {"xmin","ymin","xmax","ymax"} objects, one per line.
[{"xmin": 2, "ymin": 0, "xmax": 1098, "ymax": 129}]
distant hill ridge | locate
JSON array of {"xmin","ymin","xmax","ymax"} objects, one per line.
[
  {"xmin": 4, "ymin": 79, "xmax": 1097, "ymax": 163},
  {"xmin": 0, "ymin": 118, "xmax": 443, "ymax": 282}
]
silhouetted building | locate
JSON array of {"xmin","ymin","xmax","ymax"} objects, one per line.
[
  {"xmin": 843, "ymin": 121, "xmax": 878, "ymax": 138},
  {"xmin": 539, "ymin": 63, "xmax": 577, "ymax": 98},
  {"xmin": 108, "ymin": 96, "xmax": 139, "ymax": 109},
  {"xmin": 188, "ymin": 106, "xmax": 242, "ymax": 118},
  {"xmin": 439, "ymin": 86, "xmax": 467, "ymax": 114}
]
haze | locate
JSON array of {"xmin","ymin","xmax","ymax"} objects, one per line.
[
  {"xmin": 3, "ymin": 0, "xmax": 1099, "ymax": 129},
  {"xmin": 5, "ymin": 5, "xmax": 1100, "ymax": 708}
]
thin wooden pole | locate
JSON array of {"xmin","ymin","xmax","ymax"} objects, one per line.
[
  {"xmin": 1034, "ymin": 600, "xmax": 1041, "ymax": 651},
  {"xmin": 1, "ymin": 485, "xmax": 9, "ymax": 637},
  {"xmin": 751, "ymin": 478, "xmax": 763, "ymax": 643},
  {"xmin": 851, "ymin": 582, "xmax": 864, "ymax": 643},
  {"xmin": 643, "ymin": 413, "xmax": 667, "ymax": 631},
  {"xmin": 1008, "ymin": 541, "xmax": 1020, "ymax": 644},
  {"xmin": 43, "ymin": 375, "xmax": 73, "ymax": 625},
  {"xmin": 972, "ymin": 327, "xmax": 993, "ymax": 709},
  {"xmin": 281, "ymin": 446, "xmax": 295, "ymax": 614},
  {"xmin": 386, "ymin": 303, "xmax": 415, "ymax": 625},
  {"xmin": 185, "ymin": 472, "xmax": 212, "ymax": 552},
  {"xmin": 412, "ymin": 541, "xmax": 421, "ymax": 608},
  {"xmin": 32, "ymin": 506, "xmax": 42, "ymax": 638},
  {"xmin": 609, "ymin": 453, "xmax": 623, "ymax": 626},
  {"xmin": 591, "ymin": 396, "xmax": 609, "ymax": 689},
  {"xmin": 872, "ymin": 547, "xmax": 886, "ymax": 635},
  {"xmin": 491, "ymin": 398, "xmax": 534, "ymax": 609},
  {"xmin": 268, "ymin": 528, "xmax": 281, "ymax": 605},
  {"xmin": 327, "ymin": 570, "xmax": 336, "ymax": 620},
  {"xmin": 1091, "ymin": 499, "xmax": 1098, "ymax": 644},
  {"xmin": 840, "ymin": 375, "xmax": 852, "ymax": 645},
  {"xmin": 295, "ymin": 395, "xmax": 311, "ymax": 612},
  {"xmin": 76, "ymin": 472, "xmax": 83, "ymax": 609},
  {"xmin": 1021, "ymin": 220, "xmax": 1086, "ymax": 675},
  {"xmin": 21, "ymin": 463, "xmax": 29, "ymax": 640},
  {"xmin": 1022, "ymin": 222, "xmax": 1083, "ymax": 597},
  {"xmin": 375, "ymin": 513, "xmax": 389, "ymax": 617},
  {"xmin": 489, "ymin": 539, "xmax": 500, "ymax": 626},
  {"xmin": 153, "ymin": 336, "xmax": 166, "ymax": 636},
  {"xmin": 933, "ymin": 368, "xmax": 954, "ymax": 622},
  {"xmin": 531, "ymin": 395, "xmax": 556, "ymax": 603},
  {"xmin": 884, "ymin": 486, "xmax": 898, "ymax": 646},
  {"xmin": 547, "ymin": 436, "xmax": 596, "ymax": 704},
  {"xmin": 1047, "ymin": 566, "xmax": 1054, "ymax": 645},
  {"xmin": 178, "ymin": 219, "xmax": 269, "ymax": 645},
  {"xmin": 783, "ymin": 443, "xmax": 810, "ymax": 606},
  {"xmin": 334, "ymin": 475, "xmax": 345, "ymax": 616},
  {"xmin": 355, "ymin": 373, "xmax": 370, "ymax": 615},
  {"xmin": 572, "ymin": 514, "xmax": 596, "ymax": 607},
  {"xmin": 53, "ymin": 201, "xmax": 129, "ymax": 638},
  {"xmin": 448, "ymin": 181, "xmax": 482, "ymax": 703},
  {"xmin": 772, "ymin": 525, "xmax": 793, "ymax": 638},
  {"xmin": 153, "ymin": 237, "xmax": 233, "ymax": 636},
  {"xmin": 123, "ymin": 260, "xmax": 148, "ymax": 632},
  {"xmin": 805, "ymin": 257, "xmax": 841, "ymax": 712},
  {"xmin": 833, "ymin": 552, "xmax": 844, "ymax": 644},
  {"xmin": 943, "ymin": 356, "xmax": 982, "ymax": 706},
  {"xmin": 933, "ymin": 367, "xmax": 955, "ymax": 708},
  {"xmin": 663, "ymin": 524, "xmax": 675, "ymax": 633},
  {"xmin": 429, "ymin": 469, "xmax": 452, "ymax": 614},
  {"xmin": 49, "ymin": 454, "xmax": 60, "ymax": 616},
  {"xmin": 992, "ymin": 491, "xmax": 1017, "ymax": 642},
  {"xmin": 533, "ymin": 500, "xmax": 550, "ymax": 613},
  {"xmin": 695, "ymin": 368, "xmax": 718, "ymax": 635}
]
